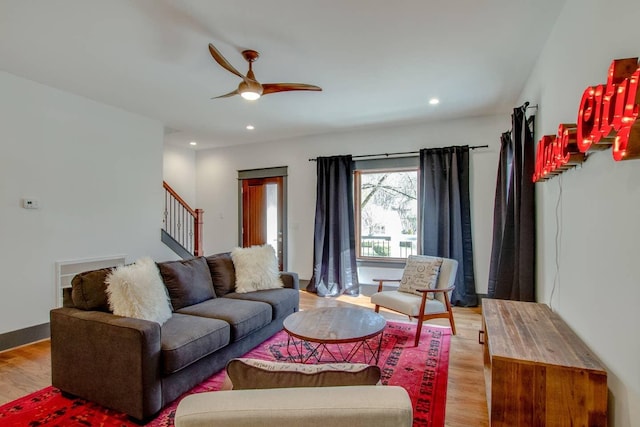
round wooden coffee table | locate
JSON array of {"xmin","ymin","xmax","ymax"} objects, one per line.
[{"xmin": 283, "ymin": 307, "xmax": 386, "ymax": 364}]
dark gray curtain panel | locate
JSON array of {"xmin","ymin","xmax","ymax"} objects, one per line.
[
  {"xmin": 487, "ymin": 106, "xmax": 536, "ymax": 301},
  {"xmin": 419, "ymin": 146, "xmax": 478, "ymax": 307},
  {"xmin": 307, "ymin": 156, "xmax": 359, "ymax": 297}
]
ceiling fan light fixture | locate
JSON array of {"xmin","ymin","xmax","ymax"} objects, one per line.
[{"xmin": 240, "ymin": 90, "xmax": 261, "ymax": 101}]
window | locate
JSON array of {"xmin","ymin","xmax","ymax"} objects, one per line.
[{"xmin": 354, "ymin": 167, "xmax": 419, "ymax": 260}]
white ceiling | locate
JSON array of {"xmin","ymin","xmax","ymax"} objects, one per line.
[{"xmin": 0, "ymin": 0, "xmax": 566, "ymax": 149}]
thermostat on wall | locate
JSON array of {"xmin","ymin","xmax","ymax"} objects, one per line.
[{"xmin": 22, "ymin": 198, "xmax": 39, "ymax": 209}]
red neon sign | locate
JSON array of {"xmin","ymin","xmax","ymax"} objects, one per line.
[
  {"xmin": 534, "ymin": 58, "xmax": 640, "ymax": 182},
  {"xmin": 533, "ymin": 125, "xmax": 585, "ymax": 182}
]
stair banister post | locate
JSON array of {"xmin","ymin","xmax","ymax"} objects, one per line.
[{"xmin": 194, "ymin": 209, "xmax": 204, "ymax": 256}]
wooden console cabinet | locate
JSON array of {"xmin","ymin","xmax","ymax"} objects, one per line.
[{"xmin": 481, "ymin": 299, "xmax": 607, "ymax": 426}]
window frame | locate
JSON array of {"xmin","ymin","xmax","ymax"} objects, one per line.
[{"xmin": 354, "ymin": 164, "xmax": 420, "ymax": 262}]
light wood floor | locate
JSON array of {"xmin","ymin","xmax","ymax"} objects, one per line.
[{"xmin": 0, "ymin": 291, "xmax": 489, "ymax": 426}]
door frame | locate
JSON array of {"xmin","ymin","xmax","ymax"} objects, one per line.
[{"xmin": 237, "ymin": 166, "xmax": 288, "ymax": 271}]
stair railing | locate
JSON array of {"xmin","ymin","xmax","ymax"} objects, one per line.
[{"xmin": 162, "ymin": 181, "xmax": 204, "ymax": 257}]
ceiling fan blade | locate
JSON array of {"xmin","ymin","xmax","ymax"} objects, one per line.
[
  {"xmin": 208, "ymin": 43, "xmax": 248, "ymax": 81},
  {"xmin": 211, "ymin": 89, "xmax": 239, "ymax": 99},
  {"xmin": 261, "ymin": 83, "xmax": 322, "ymax": 95}
]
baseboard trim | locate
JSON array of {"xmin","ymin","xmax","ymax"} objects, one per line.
[{"xmin": 0, "ymin": 323, "xmax": 50, "ymax": 352}]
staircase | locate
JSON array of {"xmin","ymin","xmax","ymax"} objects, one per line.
[{"xmin": 162, "ymin": 181, "xmax": 203, "ymax": 258}]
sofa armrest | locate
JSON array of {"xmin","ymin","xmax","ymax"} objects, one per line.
[
  {"xmin": 50, "ymin": 307, "xmax": 163, "ymax": 420},
  {"xmin": 279, "ymin": 272, "xmax": 299, "ymax": 290}
]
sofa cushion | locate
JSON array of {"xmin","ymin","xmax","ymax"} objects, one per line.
[
  {"xmin": 158, "ymin": 257, "xmax": 216, "ymax": 311},
  {"xmin": 223, "ymin": 288, "xmax": 299, "ymax": 320},
  {"xmin": 71, "ymin": 267, "xmax": 114, "ymax": 312},
  {"xmin": 231, "ymin": 245, "xmax": 283, "ymax": 293},
  {"xmin": 205, "ymin": 252, "xmax": 236, "ymax": 297},
  {"xmin": 160, "ymin": 313, "xmax": 230, "ymax": 374},
  {"xmin": 176, "ymin": 298, "xmax": 272, "ymax": 342},
  {"xmin": 225, "ymin": 358, "xmax": 381, "ymax": 390}
]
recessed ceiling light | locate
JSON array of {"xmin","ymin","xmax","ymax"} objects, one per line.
[
  {"xmin": 189, "ymin": 141, "xmax": 197, "ymax": 146},
  {"xmin": 246, "ymin": 125, "xmax": 255, "ymax": 130},
  {"xmin": 429, "ymin": 98, "xmax": 440, "ymax": 105}
]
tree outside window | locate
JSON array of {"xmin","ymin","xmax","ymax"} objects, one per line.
[{"xmin": 356, "ymin": 169, "xmax": 418, "ymax": 259}]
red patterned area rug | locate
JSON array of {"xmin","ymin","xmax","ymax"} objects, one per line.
[{"xmin": 0, "ymin": 321, "xmax": 451, "ymax": 427}]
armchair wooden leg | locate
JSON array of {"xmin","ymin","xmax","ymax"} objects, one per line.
[
  {"xmin": 448, "ymin": 310, "xmax": 457, "ymax": 335},
  {"xmin": 415, "ymin": 314, "xmax": 424, "ymax": 347},
  {"xmin": 414, "ymin": 292, "xmax": 429, "ymax": 347},
  {"xmin": 444, "ymin": 293, "xmax": 456, "ymax": 335},
  {"xmin": 374, "ymin": 305, "xmax": 380, "ymax": 313}
]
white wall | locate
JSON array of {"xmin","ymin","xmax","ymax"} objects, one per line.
[
  {"xmin": 196, "ymin": 115, "xmax": 507, "ymax": 294},
  {"xmin": 0, "ymin": 71, "xmax": 177, "ymax": 335},
  {"xmin": 163, "ymin": 144, "xmax": 196, "ymax": 207},
  {"xmin": 520, "ymin": 0, "xmax": 640, "ymax": 424}
]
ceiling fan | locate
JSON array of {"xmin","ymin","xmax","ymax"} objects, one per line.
[{"xmin": 208, "ymin": 43, "xmax": 322, "ymax": 101}]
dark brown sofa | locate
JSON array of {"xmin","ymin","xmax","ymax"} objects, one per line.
[{"xmin": 49, "ymin": 253, "xmax": 299, "ymax": 421}]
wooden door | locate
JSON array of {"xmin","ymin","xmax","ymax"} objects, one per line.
[{"xmin": 241, "ymin": 177, "xmax": 284, "ymax": 270}]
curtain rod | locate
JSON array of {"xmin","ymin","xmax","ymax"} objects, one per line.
[{"xmin": 307, "ymin": 145, "xmax": 489, "ymax": 162}]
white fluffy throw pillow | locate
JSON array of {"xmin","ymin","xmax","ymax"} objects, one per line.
[
  {"xmin": 105, "ymin": 257, "xmax": 172, "ymax": 325},
  {"xmin": 231, "ymin": 245, "xmax": 283, "ymax": 293}
]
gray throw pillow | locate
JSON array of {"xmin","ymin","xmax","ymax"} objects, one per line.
[
  {"xmin": 71, "ymin": 267, "xmax": 114, "ymax": 312},
  {"xmin": 158, "ymin": 257, "xmax": 215, "ymax": 310},
  {"xmin": 205, "ymin": 252, "xmax": 236, "ymax": 297}
]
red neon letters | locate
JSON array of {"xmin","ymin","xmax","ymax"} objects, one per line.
[
  {"xmin": 534, "ymin": 58, "xmax": 640, "ymax": 182},
  {"xmin": 533, "ymin": 125, "xmax": 585, "ymax": 182}
]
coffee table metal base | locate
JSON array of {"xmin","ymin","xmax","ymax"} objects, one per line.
[
  {"xmin": 282, "ymin": 307, "xmax": 387, "ymax": 364},
  {"xmin": 286, "ymin": 333, "xmax": 384, "ymax": 364}
]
